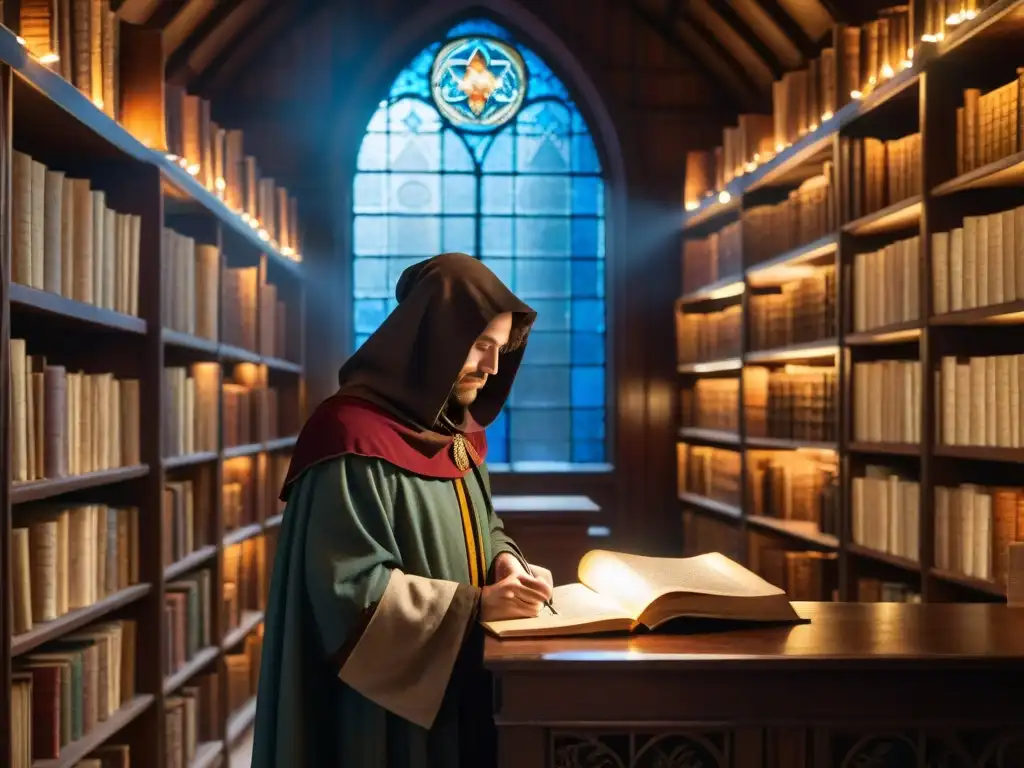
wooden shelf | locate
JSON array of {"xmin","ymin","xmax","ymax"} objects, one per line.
[
  {"xmin": 847, "ymin": 544, "xmax": 921, "ymax": 572},
  {"xmin": 930, "ymin": 301, "xmax": 1024, "ymax": 326},
  {"xmin": 164, "ymin": 546, "xmax": 219, "ymax": 581},
  {"xmin": 32, "ymin": 695, "xmax": 153, "ymax": 768},
  {"xmin": 223, "ymin": 442, "xmax": 264, "ymax": 459},
  {"xmin": 844, "ymin": 321, "xmax": 922, "ymax": 345},
  {"xmin": 224, "ymin": 523, "xmax": 264, "ymax": 548},
  {"xmin": 744, "ymin": 437, "xmax": 837, "ymax": 452},
  {"xmin": 264, "ymin": 356, "xmax": 303, "ymax": 374},
  {"xmin": 12, "ymin": 584, "xmax": 153, "ymax": 657},
  {"xmin": 744, "ymin": 339, "xmax": 838, "ymax": 364},
  {"xmin": 219, "ymin": 343, "xmax": 261, "ymax": 365},
  {"xmin": 931, "ymin": 568, "xmax": 1006, "ymax": 597},
  {"xmin": 842, "ymin": 196, "xmax": 922, "ymax": 236},
  {"xmin": 163, "ymin": 451, "xmax": 219, "ymax": 470},
  {"xmin": 161, "ymin": 328, "xmax": 220, "ymax": 354},
  {"xmin": 190, "ymin": 742, "xmax": 225, "ymax": 768},
  {"xmin": 746, "ymin": 516, "xmax": 839, "ymax": 549},
  {"xmin": 677, "ymin": 427, "xmax": 741, "ymax": 447},
  {"xmin": 265, "ymin": 513, "xmax": 285, "ymax": 529},
  {"xmin": 745, "ymin": 235, "xmax": 838, "ymax": 286},
  {"xmin": 164, "ymin": 646, "xmax": 221, "ymax": 696},
  {"xmin": 677, "ymin": 357, "xmax": 742, "ymax": 374},
  {"xmin": 9, "ymin": 282, "xmax": 148, "ymax": 333},
  {"xmin": 933, "ymin": 445, "xmax": 1024, "ymax": 464},
  {"xmin": 679, "ymin": 274, "xmax": 744, "ymax": 304},
  {"xmin": 678, "ymin": 491, "xmax": 743, "ymax": 520},
  {"xmin": 11, "ymin": 465, "xmax": 150, "ymax": 504},
  {"xmin": 932, "ymin": 150, "xmax": 1024, "ymax": 195},
  {"xmin": 847, "ymin": 442, "xmax": 921, "ymax": 457},
  {"xmin": 223, "ymin": 611, "xmax": 264, "ymax": 650},
  {"xmin": 227, "ymin": 697, "xmax": 259, "ymax": 746},
  {"xmin": 265, "ymin": 435, "xmax": 298, "ymax": 452}
]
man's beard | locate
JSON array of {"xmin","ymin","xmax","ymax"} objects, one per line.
[{"xmin": 448, "ymin": 372, "xmax": 486, "ymax": 413}]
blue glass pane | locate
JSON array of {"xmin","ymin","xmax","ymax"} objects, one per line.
[
  {"xmin": 510, "ymin": 409, "xmax": 570, "ymax": 443},
  {"xmin": 486, "ymin": 409, "xmax": 508, "ymax": 462},
  {"xmin": 597, "ymin": 219, "xmax": 606, "ymax": 258},
  {"xmin": 571, "ymin": 366, "xmax": 604, "ymax": 408},
  {"xmin": 510, "ymin": 365, "xmax": 570, "ymax": 407},
  {"xmin": 481, "ymin": 258, "xmax": 512, "ymax": 289},
  {"xmin": 517, "ymin": 102, "xmax": 570, "ymax": 135},
  {"xmin": 514, "ymin": 260, "xmax": 570, "ymax": 298},
  {"xmin": 572, "ymin": 331, "xmax": 605, "ymax": 365},
  {"xmin": 389, "ymin": 132, "xmax": 441, "ymax": 172},
  {"xmin": 446, "ymin": 18, "xmax": 512, "ymax": 41},
  {"xmin": 572, "ymin": 134, "xmax": 601, "ymax": 173},
  {"xmin": 481, "ymin": 217, "xmax": 514, "ymax": 256},
  {"xmin": 572, "ymin": 299, "xmax": 605, "ymax": 332},
  {"xmin": 570, "ymin": 107, "xmax": 588, "ymax": 134},
  {"xmin": 520, "ymin": 49, "xmax": 570, "ymax": 100},
  {"xmin": 521, "ymin": 332, "xmax": 570, "ymax": 365},
  {"xmin": 357, "ymin": 134, "xmax": 387, "ymax": 171},
  {"xmin": 353, "ymin": 257, "xmax": 389, "ymax": 298},
  {"xmin": 572, "ymin": 176, "xmax": 602, "ymax": 216},
  {"xmin": 572, "ymin": 440, "xmax": 604, "ymax": 463},
  {"xmin": 354, "ymin": 216, "xmax": 388, "ymax": 255},
  {"xmin": 480, "ymin": 130, "xmax": 513, "ymax": 172},
  {"xmin": 443, "ymin": 131, "xmax": 475, "ymax": 171},
  {"xmin": 442, "ymin": 174, "xmax": 476, "ymax": 214},
  {"xmin": 390, "ymin": 48, "xmax": 438, "ymax": 99},
  {"xmin": 482, "ymin": 176, "xmax": 513, "ymax": 214},
  {"xmin": 366, "ymin": 105, "xmax": 388, "ymax": 132},
  {"xmin": 443, "ymin": 217, "xmax": 476, "ymax": 253},
  {"xmin": 355, "ymin": 334, "xmax": 371, "ymax": 350},
  {"xmin": 515, "ymin": 176, "xmax": 571, "ymax": 215},
  {"xmin": 510, "ymin": 439, "xmax": 571, "ymax": 463},
  {"xmin": 388, "ymin": 216, "xmax": 441, "ymax": 255},
  {"xmin": 431, "ymin": 37, "xmax": 526, "ymax": 129},
  {"xmin": 528, "ymin": 299, "xmax": 570, "ymax": 331},
  {"xmin": 517, "ymin": 133, "xmax": 570, "ymax": 173},
  {"xmin": 515, "ymin": 217, "xmax": 570, "ymax": 256},
  {"xmin": 388, "ymin": 174, "xmax": 441, "ymax": 213},
  {"xmin": 354, "ymin": 298, "xmax": 389, "ymax": 333},
  {"xmin": 353, "ymin": 173, "xmax": 386, "ymax": 213},
  {"xmin": 571, "ymin": 260, "xmax": 602, "ymax": 298},
  {"xmin": 571, "ymin": 218, "xmax": 599, "ymax": 258},
  {"xmin": 463, "ymin": 133, "xmax": 495, "ymax": 165},
  {"xmin": 388, "ymin": 98, "xmax": 442, "ymax": 134},
  {"xmin": 572, "ymin": 408, "xmax": 605, "ymax": 440}
]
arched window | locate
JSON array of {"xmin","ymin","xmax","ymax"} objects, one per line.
[{"xmin": 352, "ymin": 18, "xmax": 607, "ymax": 469}]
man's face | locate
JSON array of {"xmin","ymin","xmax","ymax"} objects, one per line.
[{"xmin": 452, "ymin": 312, "xmax": 513, "ymax": 406}]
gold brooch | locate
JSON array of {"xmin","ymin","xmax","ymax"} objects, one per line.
[{"xmin": 452, "ymin": 433, "xmax": 470, "ymax": 472}]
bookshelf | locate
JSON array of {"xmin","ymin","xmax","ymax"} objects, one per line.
[
  {"xmin": 1, "ymin": 11, "xmax": 305, "ymax": 768},
  {"xmin": 677, "ymin": 0, "xmax": 1024, "ymax": 607}
]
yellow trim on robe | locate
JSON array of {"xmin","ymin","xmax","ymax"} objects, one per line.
[{"xmin": 453, "ymin": 476, "xmax": 485, "ymax": 587}]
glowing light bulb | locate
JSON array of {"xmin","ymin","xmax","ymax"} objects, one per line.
[
  {"xmin": 16, "ymin": 36, "xmax": 26, "ymax": 46},
  {"xmin": 718, "ymin": 191, "xmax": 731, "ymax": 204},
  {"xmin": 880, "ymin": 63, "xmax": 895, "ymax": 79},
  {"xmin": 684, "ymin": 201, "xmax": 699, "ymax": 212},
  {"xmin": 39, "ymin": 52, "xmax": 59, "ymax": 65},
  {"xmin": 851, "ymin": 90, "xmax": 863, "ymax": 100},
  {"xmin": 821, "ymin": 110, "xmax": 834, "ymax": 121}
]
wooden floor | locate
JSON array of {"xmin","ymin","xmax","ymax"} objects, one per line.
[{"xmin": 230, "ymin": 728, "xmax": 254, "ymax": 768}]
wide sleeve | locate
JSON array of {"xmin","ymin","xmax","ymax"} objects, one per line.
[{"xmin": 301, "ymin": 455, "xmax": 480, "ymax": 730}]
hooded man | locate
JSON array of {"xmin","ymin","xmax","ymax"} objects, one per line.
[{"xmin": 250, "ymin": 252, "xmax": 554, "ymax": 768}]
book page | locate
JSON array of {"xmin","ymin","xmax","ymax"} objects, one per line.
[
  {"xmin": 579, "ymin": 550, "xmax": 783, "ymax": 616},
  {"xmin": 481, "ymin": 583, "xmax": 632, "ymax": 635}
]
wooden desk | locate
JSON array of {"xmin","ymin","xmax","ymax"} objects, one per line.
[{"xmin": 484, "ymin": 602, "xmax": 1024, "ymax": 767}]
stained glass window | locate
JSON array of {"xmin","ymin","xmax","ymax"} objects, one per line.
[{"xmin": 352, "ymin": 18, "xmax": 607, "ymax": 469}]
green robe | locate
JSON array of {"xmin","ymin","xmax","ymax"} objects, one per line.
[{"xmin": 251, "ymin": 454, "xmax": 524, "ymax": 768}]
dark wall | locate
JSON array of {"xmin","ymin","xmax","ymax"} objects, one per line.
[{"xmin": 215, "ymin": 0, "xmax": 731, "ymax": 557}]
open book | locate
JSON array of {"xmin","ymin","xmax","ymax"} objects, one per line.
[{"xmin": 482, "ymin": 550, "xmax": 803, "ymax": 639}]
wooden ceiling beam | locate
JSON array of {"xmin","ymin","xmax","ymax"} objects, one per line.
[
  {"xmin": 165, "ymin": 0, "xmax": 248, "ymax": 83},
  {"xmin": 192, "ymin": 0, "xmax": 303, "ymax": 94},
  {"xmin": 146, "ymin": 0, "xmax": 190, "ymax": 30},
  {"xmin": 113, "ymin": 0, "xmax": 162, "ymax": 24},
  {"xmin": 624, "ymin": 0, "xmax": 748, "ymax": 109},
  {"xmin": 704, "ymin": 0, "xmax": 784, "ymax": 79},
  {"xmin": 675, "ymin": 4, "xmax": 764, "ymax": 105},
  {"xmin": 755, "ymin": 0, "xmax": 817, "ymax": 58},
  {"xmin": 194, "ymin": 0, "xmax": 307, "ymax": 95}
]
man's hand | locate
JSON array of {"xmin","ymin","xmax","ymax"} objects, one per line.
[
  {"xmin": 480, "ymin": 572, "xmax": 552, "ymax": 622},
  {"xmin": 493, "ymin": 552, "xmax": 554, "ymax": 591}
]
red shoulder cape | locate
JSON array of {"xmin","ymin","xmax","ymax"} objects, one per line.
[{"xmin": 280, "ymin": 395, "xmax": 488, "ymax": 500}]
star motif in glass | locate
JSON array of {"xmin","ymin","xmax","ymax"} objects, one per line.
[{"xmin": 430, "ymin": 36, "xmax": 527, "ymax": 129}]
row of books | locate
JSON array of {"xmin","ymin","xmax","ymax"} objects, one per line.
[
  {"xmin": 747, "ymin": 452, "xmax": 840, "ymax": 537},
  {"xmin": 681, "ymin": 220, "xmax": 740, "ymax": 291},
  {"xmin": 682, "ymin": 6, "xmax": 915, "ymax": 204},
  {"xmin": 748, "ymin": 266, "xmax": 837, "ymax": 350},
  {"xmin": 17, "ymin": 1, "xmax": 303, "ymax": 260},
  {"xmin": 851, "ymin": 467, "xmax": 920, "ymax": 562},
  {"xmin": 166, "ymin": 675, "xmax": 219, "ymax": 768},
  {"xmin": 938, "ymin": 354, "xmax": 1024, "ymax": 449},
  {"xmin": 675, "ymin": 306, "xmax": 741, "ymax": 364},
  {"xmin": 746, "ymin": 366, "xmax": 839, "ymax": 444},
  {"xmin": 9, "ymin": 339, "xmax": 142, "ymax": 485},
  {"xmin": 676, "ymin": 443, "xmax": 741, "ymax": 509},
  {"xmin": 742, "ymin": 169, "xmax": 835, "ymax": 265},
  {"xmin": 838, "ymin": 134, "xmax": 922, "ymax": 225},
  {"xmin": 12, "ymin": 149, "xmax": 141, "ymax": 315},
  {"xmin": 680, "ymin": 379, "xmax": 739, "ymax": 433},
  {"xmin": 10, "ymin": 504, "xmax": 139, "ymax": 636}
]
